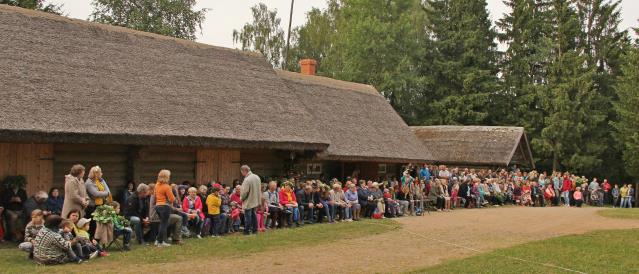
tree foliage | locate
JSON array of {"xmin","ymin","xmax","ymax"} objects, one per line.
[
  {"xmin": 90, "ymin": 0, "xmax": 206, "ymax": 40},
  {"xmin": 1, "ymin": 0, "xmax": 63, "ymax": 14},
  {"xmin": 233, "ymin": 3, "xmax": 285, "ymax": 68}
]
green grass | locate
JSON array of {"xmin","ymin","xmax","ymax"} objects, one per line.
[
  {"xmin": 409, "ymin": 228, "xmax": 639, "ymax": 274},
  {"xmin": 597, "ymin": 208, "xmax": 639, "ymax": 220},
  {"xmin": 1, "ymin": 219, "xmax": 399, "ymax": 273}
]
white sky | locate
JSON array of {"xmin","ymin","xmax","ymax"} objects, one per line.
[{"xmin": 46, "ymin": 0, "xmax": 638, "ymax": 49}]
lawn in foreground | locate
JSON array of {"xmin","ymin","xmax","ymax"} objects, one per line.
[
  {"xmin": 1, "ymin": 219, "xmax": 399, "ymax": 273},
  {"xmin": 597, "ymin": 208, "xmax": 639, "ymax": 220},
  {"xmin": 410, "ymin": 228, "xmax": 639, "ymax": 274}
]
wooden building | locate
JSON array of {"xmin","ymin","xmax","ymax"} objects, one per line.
[
  {"xmin": 277, "ymin": 64, "xmax": 432, "ymax": 181},
  {"xmin": 0, "ymin": 5, "xmax": 329, "ymax": 195},
  {"xmin": 411, "ymin": 126, "xmax": 535, "ymax": 169}
]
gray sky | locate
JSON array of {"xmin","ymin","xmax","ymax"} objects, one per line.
[{"xmin": 46, "ymin": 0, "xmax": 638, "ymax": 49}]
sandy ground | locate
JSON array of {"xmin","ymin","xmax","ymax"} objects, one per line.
[{"xmin": 117, "ymin": 207, "xmax": 639, "ymax": 274}]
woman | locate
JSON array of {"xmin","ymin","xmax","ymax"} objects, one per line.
[
  {"xmin": 62, "ymin": 165, "xmax": 88, "ymax": 219},
  {"xmin": 182, "ymin": 187, "xmax": 204, "ymax": 238},
  {"xmin": 370, "ymin": 183, "xmax": 384, "ymax": 217},
  {"xmin": 441, "ymin": 181, "xmax": 451, "ymax": 211},
  {"xmin": 428, "ymin": 180, "xmax": 444, "ymax": 211},
  {"xmin": 318, "ymin": 184, "xmax": 333, "ymax": 223},
  {"xmin": 278, "ymin": 182, "xmax": 299, "ymax": 227},
  {"xmin": 330, "ymin": 183, "xmax": 349, "ymax": 221},
  {"xmin": 33, "ymin": 215, "xmax": 81, "ymax": 265},
  {"xmin": 122, "ymin": 182, "xmax": 135, "ymax": 205},
  {"xmin": 47, "ymin": 188, "xmax": 64, "ymax": 216},
  {"xmin": 154, "ymin": 170, "xmax": 175, "ymax": 247},
  {"xmin": 85, "ymin": 166, "xmax": 113, "ymax": 210},
  {"xmin": 345, "ymin": 183, "xmax": 360, "ymax": 221}
]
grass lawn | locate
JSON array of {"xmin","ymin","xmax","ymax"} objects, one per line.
[
  {"xmin": 1, "ymin": 219, "xmax": 399, "ymax": 274},
  {"xmin": 410, "ymin": 228, "xmax": 639, "ymax": 274},
  {"xmin": 597, "ymin": 208, "xmax": 639, "ymax": 220}
]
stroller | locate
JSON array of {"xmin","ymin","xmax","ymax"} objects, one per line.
[{"xmin": 590, "ymin": 189, "xmax": 604, "ymax": 207}]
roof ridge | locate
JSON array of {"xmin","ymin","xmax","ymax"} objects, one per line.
[
  {"xmin": 0, "ymin": 4, "xmax": 263, "ymax": 58},
  {"xmin": 275, "ymin": 69, "xmax": 381, "ymax": 97}
]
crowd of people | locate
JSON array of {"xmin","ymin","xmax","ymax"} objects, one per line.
[{"xmin": 0, "ymin": 163, "xmax": 636, "ymax": 266}]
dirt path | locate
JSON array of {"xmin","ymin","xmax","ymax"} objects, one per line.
[{"xmin": 120, "ymin": 207, "xmax": 639, "ymax": 273}]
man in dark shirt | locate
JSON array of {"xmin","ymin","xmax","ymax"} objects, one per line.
[
  {"xmin": 2, "ymin": 185, "xmax": 27, "ymax": 241},
  {"xmin": 125, "ymin": 183, "xmax": 150, "ymax": 245},
  {"xmin": 296, "ymin": 185, "xmax": 316, "ymax": 224}
]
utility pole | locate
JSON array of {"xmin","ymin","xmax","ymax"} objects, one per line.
[{"xmin": 285, "ymin": 0, "xmax": 295, "ymax": 69}]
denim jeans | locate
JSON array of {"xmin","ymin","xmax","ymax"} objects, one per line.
[
  {"xmin": 155, "ymin": 205, "xmax": 171, "ymax": 243},
  {"xmin": 129, "ymin": 216, "xmax": 144, "ymax": 244},
  {"xmin": 343, "ymin": 206, "xmax": 351, "ymax": 219},
  {"xmin": 244, "ymin": 207, "xmax": 258, "ymax": 234},
  {"xmin": 114, "ymin": 228, "xmax": 132, "ymax": 246},
  {"xmin": 189, "ymin": 215, "xmax": 203, "ymax": 235},
  {"xmin": 562, "ymin": 191, "xmax": 571, "ymax": 206},
  {"xmin": 318, "ymin": 202, "xmax": 332, "ymax": 222},
  {"xmin": 298, "ymin": 205, "xmax": 314, "ymax": 223},
  {"xmin": 208, "ymin": 214, "xmax": 224, "ymax": 236}
]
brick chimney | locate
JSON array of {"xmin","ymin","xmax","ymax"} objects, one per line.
[{"xmin": 299, "ymin": 59, "xmax": 317, "ymax": 76}]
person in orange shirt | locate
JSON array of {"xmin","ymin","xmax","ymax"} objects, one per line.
[{"xmin": 154, "ymin": 169, "xmax": 175, "ymax": 247}]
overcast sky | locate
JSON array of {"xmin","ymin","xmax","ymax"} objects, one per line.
[{"xmin": 46, "ymin": 0, "xmax": 638, "ymax": 49}]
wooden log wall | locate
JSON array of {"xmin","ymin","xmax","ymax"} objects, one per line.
[
  {"xmin": 240, "ymin": 150, "xmax": 286, "ymax": 179},
  {"xmin": 134, "ymin": 146, "xmax": 197, "ymax": 185},
  {"xmin": 53, "ymin": 144, "xmax": 128, "ymax": 195},
  {"xmin": 0, "ymin": 143, "xmax": 53, "ymax": 195}
]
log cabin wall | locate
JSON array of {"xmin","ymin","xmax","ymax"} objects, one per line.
[
  {"xmin": 53, "ymin": 144, "xmax": 128, "ymax": 196},
  {"xmin": 134, "ymin": 146, "xmax": 196, "ymax": 186},
  {"xmin": 240, "ymin": 149, "xmax": 286, "ymax": 180},
  {"xmin": 0, "ymin": 143, "xmax": 53, "ymax": 195}
]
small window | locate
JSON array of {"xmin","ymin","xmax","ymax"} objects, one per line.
[
  {"xmin": 307, "ymin": 163, "xmax": 322, "ymax": 175},
  {"xmin": 378, "ymin": 164, "xmax": 387, "ymax": 174}
]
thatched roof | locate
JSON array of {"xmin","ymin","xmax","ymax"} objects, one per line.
[
  {"xmin": 411, "ymin": 126, "xmax": 534, "ymax": 168},
  {"xmin": 0, "ymin": 5, "xmax": 328, "ymax": 151},
  {"xmin": 277, "ymin": 70, "xmax": 432, "ymax": 163}
]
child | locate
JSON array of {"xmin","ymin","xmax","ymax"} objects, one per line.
[
  {"xmin": 60, "ymin": 220, "xmax": 98, "ymax": 260},
  {"xmin": 230, "ymin": 201, "xmax": 241, "ymax": 232},
  {"xmin": 573, "ymin": 187, "xmax": 584, "ymax": 207},
  {"xmin": 206, "ymin": 186, "xmax": 225, "ymax": 237},
  {"xmin": 76, "ymin": 218, "xmax": 107, "ymax": 257},
  {"xmin": 18, "ymin": 209, "xmax": 45, "ymax": 257},
  {"xmin": 256, "ymin": 197, "xmax": 269, "ymax": 232},
  {"xmin": 109, "ymin": 201, "xmax": 132, "ymax": 250}
]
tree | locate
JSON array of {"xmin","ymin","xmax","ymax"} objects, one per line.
[
  {"xmin": 233, "ymin": 3, "xmax": 285, "ymax": 68},
  {"xmin": 612, "ymin": 28, "xmax": 639, "ymax": 177},
  {"xmin": 1, "ymin": 0, "xmax": 63, "ymax": 14},
  {"xmin": 322, "ymin": 0, "xmax": 431, "ymax": 124},
  {"xmin": 534, "ymin": 0, "xmax": 606, "ymax": 173},
  {"xmin": 90, "ymin": 0, "xmax": 206, "ymax": 40},
  {"xmin": 423, "ymin": 0, "xmax": 500, "ymax": 125},
  {"xmin": 285, "ymin": 1, "xmax": 340, "ymax": 73}
]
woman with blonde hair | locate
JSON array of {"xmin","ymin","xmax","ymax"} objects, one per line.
[
  {"xmin": 85, "ymin": 166, "xmax": 113, "ymax": 210},
  {"xmin": 154, "ymin": 170, "xmax": 175, "ymax": 247}
]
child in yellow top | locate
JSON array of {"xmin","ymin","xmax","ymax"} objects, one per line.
[{"xmin": 205, "ymin": 186, "xmax": 226, "ymax": 237}]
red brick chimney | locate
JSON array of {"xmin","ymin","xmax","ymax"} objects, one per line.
[{"xmin": 299, "ymin": 59, "xmax": 317, "ymax": 76}]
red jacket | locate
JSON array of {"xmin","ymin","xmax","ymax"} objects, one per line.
[
  {"xmin": 182, "ymin": 196, "xmax": 204, "ymax": 219},
  {"xmin": 562, "ymin": 178, "xmax": 572, "ymax": 192},
  {"xmin": 279, "ymin": 189, "xmax": 297, "ymax": 206},
  {"xmin": 230, "ymin": 192, "xmax": 242, "ymax": 207}
]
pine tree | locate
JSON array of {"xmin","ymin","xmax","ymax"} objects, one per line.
[
  {"xmin": 536, "ymin": 0, "xmax": 605, "ymax": 172},
  {"xmin": 423, "ymin": 0, "xmax": 500, "ymax": 125},
  {"xmin": 612, "ymin": 29, "xmax": 639, "ymax": 177}
]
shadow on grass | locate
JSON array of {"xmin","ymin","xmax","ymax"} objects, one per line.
[
  {"xmin": 408, "ymin": 228, "xmax": 639, "ymax": 274},
  {"xmin": 1, "ymin": 219, "xmax": 400, "ymax": 273}
]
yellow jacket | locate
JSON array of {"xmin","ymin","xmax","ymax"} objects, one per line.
[{"xmin": 206, "ymin": 193, "xmax": 221, "ymax": 215}]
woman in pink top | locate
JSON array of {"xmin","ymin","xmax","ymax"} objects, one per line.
[{"xmin": 182, "ymin": 187, "xmax": 204, "ymax": 238}]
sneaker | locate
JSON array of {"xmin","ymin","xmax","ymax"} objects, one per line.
[
  {"xmin": 160, "ymin": 242, "xmax": 171, "ymax": 247},
  {"xmin": 123, "ymin": 245, "xmax": 131, "ymax": 251},
  {"xmin": 196, "ymin": 234, "xmax": 202, "ymax": 239},
  {"xmin": 75, "ymin": 258, "xmax": 84, "ymax": 264},
  {"xmin": 154, "ymin": 240, "xmax": 160, "ymax": 246},
  {"xmin": 89, "ymin": 251, "xmax": 99, "ymax": 260},
  {"xmin": 99, "ymin": 251, "xmax": 109, "ymax": 257}
]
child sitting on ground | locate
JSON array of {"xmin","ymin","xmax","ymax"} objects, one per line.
[
  {"xmin": 60, "ymin": 219, "xmax": 98, "ymax": 260},
  {"xmin": 109, "ymin": 201, "xmax": 132, "ymax": 251},
  {"xmin": 230, "ymin": 201, "xmax": 241, "ymax": 232},
  {"xmin": 76, "ymin": 218, "xmax": 108, "ymax": 257},
  {"xmin": 18, "ymin": 209, "xmax": 45, "ymax": 258}
]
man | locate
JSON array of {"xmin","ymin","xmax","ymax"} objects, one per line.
[
  {"xmin": 419, "ymin": 164, "xmax": 431, "ymax": 184},
  {"xmin": 240, "ymin": 165, "xmax": 261, "ymax": 235},
  {"xmin": 263, "ymin": 181, "xmax": 281, "ymax": 229},
  {"xmin": 602, "ymin": 179, "xmax": 612, "ymax": 205},
  {"xmin": 2, "ymin": 182, "xmax": 27, "ymax": 241},
  {"xmin": 296, "ymin": 185, "xmax": 316, "ymax": 224},
  {"xmin": 125, "ymin": 183, "xmax": 150, "ymax": 245},
  {"xmin": 23, "ymin": 191, "xmax": 49, "ymax": 223}
]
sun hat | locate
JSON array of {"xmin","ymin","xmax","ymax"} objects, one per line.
[{"xmin": 77, "ymin": 218, "xmax": 91, "ymax": 228}]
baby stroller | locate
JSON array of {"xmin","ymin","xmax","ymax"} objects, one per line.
[{"xmin": 590, "ymin": 189, "xmax": 604, "ymax": 207}]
